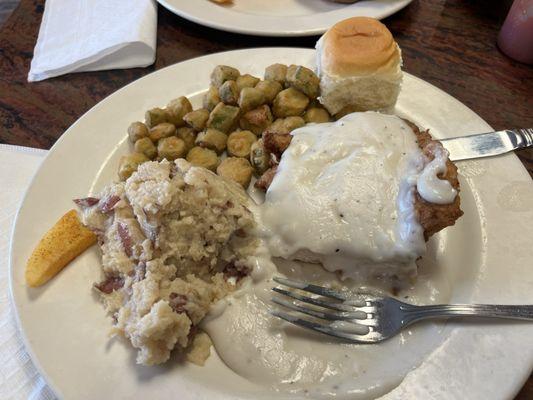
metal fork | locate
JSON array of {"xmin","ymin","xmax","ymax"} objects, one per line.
[{"xmin": 271, "ymin": 277, "xmax": 533, "ymax": 343}]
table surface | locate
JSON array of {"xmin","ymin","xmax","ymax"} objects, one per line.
[{"xmin": 0, "ymin": 0, "xmax": 531, "ymax": 398}]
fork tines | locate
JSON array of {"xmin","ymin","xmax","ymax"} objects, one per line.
[{"xmin": 271, "ymin": 277, "xmax": 378, "ymax": 343}]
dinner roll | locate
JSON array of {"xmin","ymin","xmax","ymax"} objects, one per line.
[{"xmin": 316, "ymin": 17, "xmax": 402, "ymax": 115}]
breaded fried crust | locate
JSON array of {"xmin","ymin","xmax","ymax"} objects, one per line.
[{"xmin": 404, "ymin": 120, "xmax": 464, "ymax": 239}]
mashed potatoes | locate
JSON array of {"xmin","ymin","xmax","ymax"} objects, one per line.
[{"xmin": 80, "ymin": 159, "xmax": 257, "ymax": 365}]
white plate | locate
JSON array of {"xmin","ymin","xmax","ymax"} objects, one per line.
[
  {"xmin": 9, "ymin": 48, "xmax": 533, "ymax": 400},
  {"xmin": 157, "ymin": 0, "xmax": 413, "ymax": 36}
]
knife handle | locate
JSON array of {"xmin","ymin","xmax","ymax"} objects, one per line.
[{"xmin": 509, "ymin": 128, "xmax": 533, "ymax": 149}]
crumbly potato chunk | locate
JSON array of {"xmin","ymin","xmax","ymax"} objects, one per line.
[
  {"xmin": 25, "ymin": 210, "xmax": 96, "ymax": 287},
  {"xmin": 186, "ymin": 331, "xmax": 212, "ymax": 366}
]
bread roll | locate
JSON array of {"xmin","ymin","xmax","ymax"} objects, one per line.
[{"xmin": 316, "ymin": 17, "xmax": 402, "ymax": 115}]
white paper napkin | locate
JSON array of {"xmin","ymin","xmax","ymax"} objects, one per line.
[
  {"xmin": 28, "ymin": 0, "xmax": 157, "ymax": 82},
  {"xmin": 0, "ymin": 144, "xmax": 55, "ymax": 399}
]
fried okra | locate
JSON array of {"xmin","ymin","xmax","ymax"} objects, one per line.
[
  {"xmin": 236, "ymin": 74, "xmax": 260, "ymax": 91},
  {"xmin": 118, "ymin": 153, "xmax": 149, "ymax": 181},
  {"xmin": 272, "ymin": 88, "xmax": 309, "ymax": 118},
  {"xmin": 217, "ymin": 157, "xmax": 253, "ymax": 188},
  {"xmin": 264, "ymin": 64, "xmax": 287, "ymax": 85},
  {"xmin": 211, "ymin": 65, "xmax": 240, "ymax": 88},
  {"xmin": 203, "ymin": 86, "xmax": 221, "ymax": 112},
  {"xmin": 219, "ymin": 80, "xmax": 239, "ymax": 105},
  {"xmin": 177, "ymin": 127, "xmax": 197, "ymax": 152},
  {"xmin": 158, "ymin": 137, "xmax": 187, "ymax": 161},
  {"xmin": 206, "ymin": 103, "xmax": 240, "ymax": 133},
  {"xmin": 134, "ymin": 137, "xmax": 157, "ymax": 159},
  {"xmin": 250, "ymin": 139, "xmax": 270, "ymax": 175},
  {"xmin": 238, "ymin": 87, "xmax": 266, "ymax": 113},
  {"xmin": 285, "ymin": 65, "xmax": 320, "ymax": 98},
  {"xmin": 227, "ymin": 130, "xmax": 256, "ymax": 158},
  {"xmin": 149, "ymin": 123, "xmax": 177, "ymax": 142},
  {"xmin": 128, "ymin": 121, "xmax": 149, "ymax": 143},
  {"xmin": 166, "ymin": 97, "xmax": 192, "ymax": 127},
  {"xmin": 239, "ymin": 104, "xmax": 273, "ymax": 135},
  {"xmin": 282, "ymin": 116, "xmax": 305, "ymax": 131},
  {"xmin": 196, "ymin": 128, "xmax": 228, "ymax": 154},
  {"xmin": 186, "ymin": 146, "xmax": 219, "ymax": 172},
  {"xmin": 183, "ymin": 109, "xmax": 209, "ymax": 131},
  {"xmin": 269, "ymin": 116, "xmax": 305, "ymax": 133},
  {"xmin": 145, "ymin": 108, "xmax": 169, "ymax": 128},
  {"xmin": 304, "ymin": 107, "xmax": 331, "ymax": 123},
  {"xmin": 255, "ymin": 80, "xmax": 283, "ymax": 103}
]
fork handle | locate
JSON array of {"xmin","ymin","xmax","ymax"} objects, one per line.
[{"xmin": 403, "ymin": 304, "xmax": 533, "ymax": 323}]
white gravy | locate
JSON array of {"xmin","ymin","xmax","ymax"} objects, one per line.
[
  {"xmin": 260, "ymin": 112, "xmax": 456, "ymax": 280},
  {"xmin": 203, "ymin": 112, "xmax": 458, "ymax": 398},
  {"xmin": 203, "ymin": 245, "xmax": 452, "ymax": 399}
]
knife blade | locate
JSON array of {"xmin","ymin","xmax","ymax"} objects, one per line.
[{"xmin": 440, "ymin": 129, "xmax": 533, "ymax": 161}]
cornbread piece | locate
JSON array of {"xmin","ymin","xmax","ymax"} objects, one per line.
[{"xmin": 26, "ymin": 210, "xmax": 96, "ymax": 287}]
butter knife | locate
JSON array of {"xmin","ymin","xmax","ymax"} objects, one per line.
[{"xmin": 440, "ymin": 128, "xmax": 533, "ymax": 161}]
